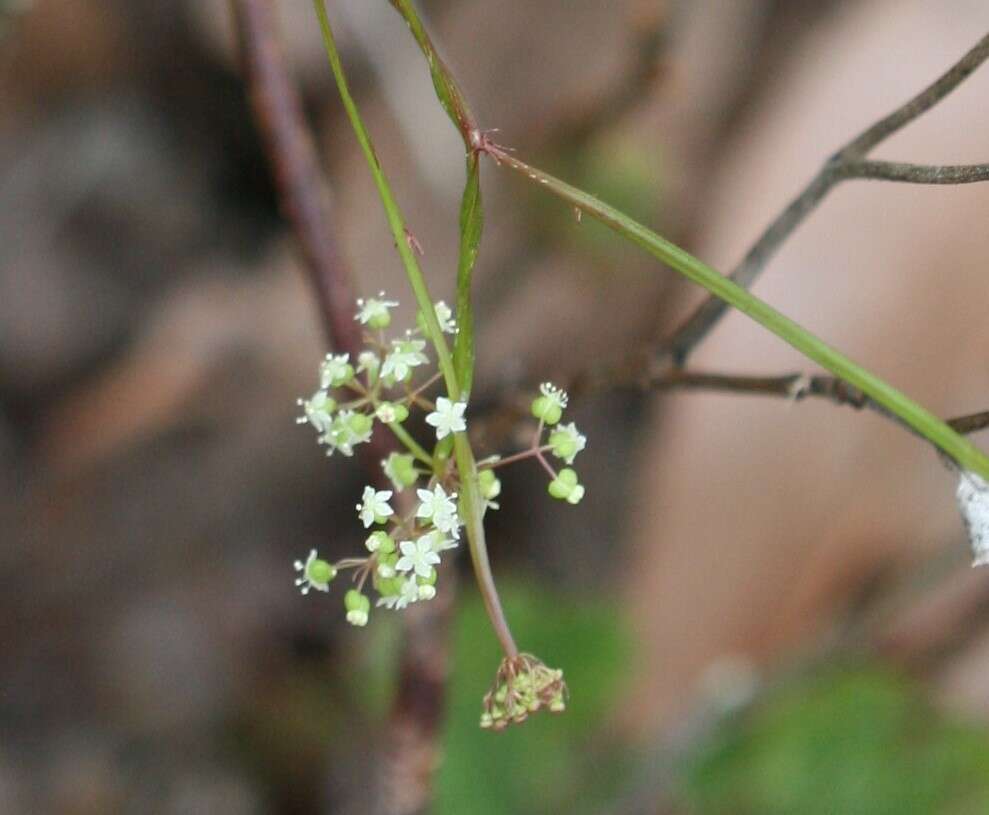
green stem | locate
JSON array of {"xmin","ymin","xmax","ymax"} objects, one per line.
[
  {"xmin": 490, "ymin": 147, "xmax": 989, "ymax": 481},
  {"xmin": 388, "ymin": 421, "xmax": 434, "ymax": 467},
  {"xmin": 312, "ymin": 1, "xmax": 518, "ymax": 657}
]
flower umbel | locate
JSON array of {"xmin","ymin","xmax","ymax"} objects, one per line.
[{"xmin": 480, "ymin": 654, "xmax": 568, "ymax": 730}]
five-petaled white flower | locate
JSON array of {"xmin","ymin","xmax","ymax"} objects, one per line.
[
  {"xmin": 425, "ymin": 397, "xmax": 467, "ymax": 440},
  {"xmin": 434, "ymin": 301, "xmax": 457, "ymax": 334},
  {"xmin": 356, "ymin": 486, "xmax": 394, "ymax": 528},
  {"xmin": 416, "ymin": 483, "xmax": 457, "ymax": 522},
  {"xmin": 355, "ymin": 293, "xmax": 399, "ymax": 325},
  {"xmin": 320, "ymin": 354, "xmax": 352, "ymax": 388},
  {"xmin": 381, "ymin": 337, "xmax": 428, "ymax": 381},
  {"xmin": 396, "ymin": 537, "xmax": 441, "ymax": 578},
  {"xmin": 296, "ymin": 389, "xmax": 334, "ymax": 434}
]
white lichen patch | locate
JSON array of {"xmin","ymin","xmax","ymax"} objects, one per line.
[{"xmin": 956, "ymin": 471, "xmax": 989, "ymax": 567}]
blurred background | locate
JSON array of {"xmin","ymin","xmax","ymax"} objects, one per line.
[{"xmin": 3, "ymin": 0, "xmax": 989, "ymax": 812}]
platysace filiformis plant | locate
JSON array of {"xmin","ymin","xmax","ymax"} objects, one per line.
[{"xmin": 293, "ymin": 294, "xmax": 582, "ymax": 724}]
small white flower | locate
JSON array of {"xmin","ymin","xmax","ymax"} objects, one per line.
[
  {"xmin": 375, "ymin": 403, "xmax": 398, "ymax": 423},
  {"xmin": 420, "ymin": 528, "xmax": 458, "ymax": 553},
  {"xmin": 296, "ymin": 389, "xmax": 334, "ymax": 434},
  {"xmin": 416, "ymin": 483, "xmax": 458, "ymax": 522},
  {"xmin": 425, "ymin": 397, "xmax": 467, "ymax": 440},
  {"xmin": 293, "ymin": 549, "xmax": 333, "ymax": 595},
  {"xmin": 396, "ymin": 537, "xmax": 441, "ymax": 578},
  {"xmin": 381, "ymin": 337, "xmax": 428, "ymax": 382},
  {"xmin": 356, "ymin": 486, "xmax": 394, "ymax": 528},
  {"xmin": 418, "ymin": 583, "xmax": 437, "ymax": 600},
  {"xmin": 957, "ymin": 471, "xmax": 989, "ymax": 567},
  {"xmin": 320, "ymin": 354, "xmax": 352, "ymax": 389},
  {"xmin": 355, "ymin": 292, "xmax": 398, "ymax": 326},
  {"xmin": 539, "ymin": 382, "xmax": 569, "ymax": 411},
  {"xmin": 433, "ymin": 506, "xmax": 462, "ymax": 540},
  {"xmin": 550, "ymin": 422, "xmax": 587, "ymax": 464},
  {"xmin": 320, "ymin": 410, "xmax": 373, "ymax": 457},
  {"xmin": 434, "ymin": 300, "xmax": 457, "ymax": 334},
  {"xmin": 357, "ymin": 351, "xmax": 380, "ymax": 373}
]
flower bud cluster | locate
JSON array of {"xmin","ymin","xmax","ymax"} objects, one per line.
[{"xmin": 480, "ymin": 654, "xmax": 568, "ymax": 730}]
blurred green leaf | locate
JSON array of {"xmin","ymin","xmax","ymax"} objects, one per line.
[
  {"xmin": 435, "ymin": 582, "xmax": 632, "ymax": 815},
  {"xmin": 681, "ymin": 665, "xmax": 989, "ymax": 815}
]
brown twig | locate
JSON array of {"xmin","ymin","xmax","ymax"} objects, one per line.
[
  {"xmin": 232, "ymin": 3, "xmax": 450, "ymax": 813},
  {"xmin": 649, "ymin": 367, "xmax": 989, "ymax": 438},
  {"xmin": 663, "ymin": 31, "xmax": 989, "ymax": 364}
]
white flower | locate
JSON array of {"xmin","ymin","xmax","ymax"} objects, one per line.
[
  {"xmin": 293, "ymin": 549, "xmax": 333, "ymax": 595},
  {"xmin": 434, "ymin": 300, "xmax": 457, "ymax": 334},
  {"xmin": 296, "ymin": 389, "xmax": 334, "ymax": 434},
  {"xmin": 958, "ymin": 471, "xmax": 989, "ymax": 567},
  {"xmin": 320, "ymin": 410, "xmax": 371, "ymax": 457},
  {"xmin": 396, "ymin": 537, "xmax": 441, "ymax": 578},
  {"xmin": 356, "ymin": 486, "xmax": 394, "ymax": 528},
  {"xmin": 375, "ymin": 403, "xmax": 398, "ymax": 423},
  {"xmin": 433, "ymin": 506, "xmax": 462, "ymax": 539},
  {"xmin": 425, "ymin": 397, "xmax": 467, "ymax": 440},
  {"xmin": 355, "ymin": 292, "xmax": 398, "ymax": 326},
  {"xmin": 420, "ymin": 528, "xmax": 458, "ymax": 553},
  {"xmin": 416, "ymin": 483, "xmax": 458, "ymax": 522},
  {"xmin": 381, "ymin": 337, "xmax": 429, "ymax": 382},
  {"xmin": 357, "ymin": 350, "xmax": 380, "ymax": 373},
  {"xmin": 540, "ymin": 381, "xmax": 569, "ymax": 411},
  {"xmin": 320, "ymin": 354, "xmax": 352, "ymax": 388}
]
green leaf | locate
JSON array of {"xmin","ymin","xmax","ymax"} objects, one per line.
[{"xmin": 454, "ymin": 152, "xmax": 482, "ymax": 396}]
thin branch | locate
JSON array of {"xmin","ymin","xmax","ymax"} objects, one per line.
[
  {"xmin": 649, "ymin": 367, "xmax": 989, "ymax": 438},
  {"xmin": 664, "ymin": 31, "xmax": 989, "ymax": 364},
  {"xmin": 232, "ymin": 4, "xmax": 450, "ymax": 813}
]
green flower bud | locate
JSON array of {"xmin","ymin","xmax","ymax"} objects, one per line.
[
  {"xmin": 548, "ymin": 468, "xmax": 582, "ymax": 502},
  {"xmin": 530, "ymin": 395, "xmax": 563, "ymax": 425},
  {"xmin": 382, "ymin": 452, "xmax": 418, "ymax": 491},
  {"xmin": 347, "ymin": 412, "xmax": 373, "ymax": 436},
  {"xmin": 344, "ymin": 589, "xmax": 370, "ymax": 627},
  {"xmin": 376, "ymin": 551, "xmax": 399, "ymax": 578},
  {"xmin": 374, "ymin": 574, "xmax": 403, "ymax": 596},
  {"xmin": 365, "ymin": 531, "xmax": 395, "ymax": 554},
  {"xmin": 416, "ymin": 567, "xmax": 438, "ymax": 586},
  {"xmin": 478, "ymin": 469, "xmax": 502, "ymax": 501},
  {"xmin": 307, "ymin": 558, "xmax": 336, "ymax": 585},
  {"xmin": 367, "ymin": 311, "xmax": 391, "ymax": 329},
  {"xmin": 549, "ymin": 430, "xmax": 577, "ymax": 460}
]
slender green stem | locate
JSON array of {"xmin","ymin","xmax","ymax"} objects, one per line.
[
  {"xmin": 312, "ymin": 1, "xmax": 517, "ymax": 657},
  {"xmin": 489, "ymin": 146, "xmax": 989, "ymax": 481},
  {"xmin": 388, "ymin": 421, "xmax": 434, "ymax": 467}
]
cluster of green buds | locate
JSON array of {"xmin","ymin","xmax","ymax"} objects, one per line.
[
  {"xmin": 480, "ymin": 654, "xmax": 568, "ymax": 730},
  {"xmin": 292, "ymin": 294, "xmax": 587, "ymax": 675}
]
